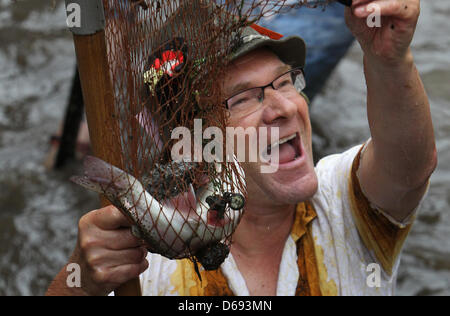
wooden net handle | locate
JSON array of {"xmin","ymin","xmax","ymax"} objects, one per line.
[{"xmin": 72, "ymin": 29, "xmax": 142, "ymax": 296}]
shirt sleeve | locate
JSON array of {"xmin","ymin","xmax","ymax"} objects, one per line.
[{"xmin": 347, "ymin": 142, "xmax": 428, "ymax": 275}]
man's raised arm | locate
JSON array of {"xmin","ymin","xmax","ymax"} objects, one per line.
[{"xmin": 345, "ymin": 0, "xmax": 437, "ymax": 222}]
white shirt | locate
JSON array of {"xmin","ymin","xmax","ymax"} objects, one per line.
[{"xmin": 140, "ymin": 144, "xmax": 425, "ymax": 296}]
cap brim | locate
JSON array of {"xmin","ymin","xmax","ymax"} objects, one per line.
[{"xmin": 231, "ymin": 36, "xmax": 306, "ymax": 69}]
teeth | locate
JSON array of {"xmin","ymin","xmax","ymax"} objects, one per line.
[{"xmin": 269, "ymin": 134, "xmax": 296, "ymax": 150}]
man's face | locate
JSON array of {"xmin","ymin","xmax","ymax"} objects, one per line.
[{"xmin": 224, "ymin": 48, "xmax": 318, "ymax": 207}]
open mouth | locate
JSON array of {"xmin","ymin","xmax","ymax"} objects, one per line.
[{"xmin": 265, "ymin": 132, "xmax": 302, "ymax": 165}]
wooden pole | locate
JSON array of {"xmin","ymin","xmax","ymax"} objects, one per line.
[{"xmin": 67, "ymin": 0, "xmax": 141, "ymax": 296}]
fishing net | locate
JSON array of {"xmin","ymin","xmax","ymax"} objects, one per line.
[{"xmin": 74, "ymin": 0, "xmax": 345, "ymax": 271}]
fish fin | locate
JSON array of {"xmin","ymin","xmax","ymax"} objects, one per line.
[{"xmin": 82, "ymin": 156, "xmax": 134, "ymax": 191}]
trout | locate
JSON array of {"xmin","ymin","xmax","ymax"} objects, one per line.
[{"xmin": 71, "ymin": 156, "xmax": 245, "ymax": 265}]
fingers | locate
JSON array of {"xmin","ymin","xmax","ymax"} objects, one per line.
[
  {"xmin": 89, "ymin": 205, "xmax": 132, "ymax": 230},
  {"xmin": 352, "ymin": 0, "xmax": 420, "ymax": 20},
  {"xmin": 102, "ymin": 228, "xmax": 144, "ymax": 250},
  {"xmin": 87, "ymin": 248, "xmax": 149, "ymax": 291},
  {"xmin": 94, "ymin": 260, "xmax": 150, "ymax": 286},
  {"xmin": 79, "ymin": 207, "xmax": 143, "ymax": 250},
  {"xmin": 73, "ymin": 205, "xmax": 150, "ymax": 295},
  {"xmin": 85, "ymin": 246, "xmax": 148, "ymax": 270}
]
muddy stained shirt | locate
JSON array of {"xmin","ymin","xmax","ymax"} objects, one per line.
[{"xmin": 139, "ymin": 143, "xmax": 424, "ymax": 296}]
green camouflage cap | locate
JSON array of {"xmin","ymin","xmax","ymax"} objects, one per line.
[
  {"xmin": 230, "ymin": 24, "xmax": 306, "ymax": 69},
  {"xmin": 146, "ymin": 1, "xmax": 306, "ymax": 69},
  {"xmin": 143, "ymin": 1, "xmax": 307, "ymax": 98}
]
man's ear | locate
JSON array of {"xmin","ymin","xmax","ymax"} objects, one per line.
[{"xmin": 300, "ymin": 91, "xmax": 310, "ymax": 106}]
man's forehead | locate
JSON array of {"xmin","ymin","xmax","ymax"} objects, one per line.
[{"xmin": 224, "ymin": 49, "xmax": 290, "ymax": 95}]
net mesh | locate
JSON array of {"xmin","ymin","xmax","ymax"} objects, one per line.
[{"xmin": 85, "ymin": 0, "xmax": 337, "ymax": 270}]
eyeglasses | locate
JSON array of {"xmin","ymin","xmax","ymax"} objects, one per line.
[{"xmin": 224, "ymin": 67, "xmax": 306, "ymax": 117}]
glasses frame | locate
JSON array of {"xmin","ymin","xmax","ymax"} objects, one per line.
[{"xmin": 224, "ymin": 67, "xmax": 306, "ymax": 112}]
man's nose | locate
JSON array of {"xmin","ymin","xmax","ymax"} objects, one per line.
[{"xmin": 261, "ymin": 88, "xmax": 298, "ymax": 124}]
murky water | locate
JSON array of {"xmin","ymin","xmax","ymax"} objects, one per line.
[
  {"xmin": 0, "ymin": 0, "xmax": 98, "ymax": 295},
  {"xmin": 0, "ymin": 0, "xmax": 449, "ymax": 296}
]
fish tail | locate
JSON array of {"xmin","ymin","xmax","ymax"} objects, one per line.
[
  {"xmin": 70, "ymin": 156, "xmax": 135, "ymax": 195},
  {"xmin": 70, "ymin": 175, "xmax": 108, "ymax": 194}
]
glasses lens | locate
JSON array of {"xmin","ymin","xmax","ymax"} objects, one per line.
[
  {"xmin": 292, "ymin": 69, "xmax": 306, "ymax": 93},
  {"xmin": 274, "ymin": 72, "xmax": 294, "ymax": 91},
  {"xmin": 225, "ymin": 68, "xmax": 306, "ymax": 116},
  {"xmin": 273, "ymin": 69, "xmax": 305, "ymax": 93},
  {"xmin": 227, "ymin": 88, "xmax": 262, "ymax": 115}
]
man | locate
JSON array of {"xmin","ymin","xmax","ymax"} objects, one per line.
[{"xmin": 47, "ymin": 0, "xmax": 436, "ymax": 296}]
